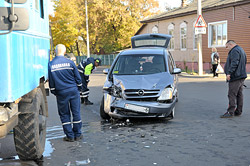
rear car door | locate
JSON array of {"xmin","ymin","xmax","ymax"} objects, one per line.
[{"xmin": 131, "ymin": 33, "xmax": 171, "ymax": 49}]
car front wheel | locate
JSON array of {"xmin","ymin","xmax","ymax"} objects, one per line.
[
  {"xmin": 167, "ymin": 106, "xmax": 175, "ymax": 120},
  {"xmin": 100, "ymin": 96, "xmax": 111, "ymax": 120}
]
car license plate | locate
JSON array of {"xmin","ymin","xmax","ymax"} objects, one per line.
[{"xmin": 124, "ymin": 104, "xmax": 149, "ymax": 113}]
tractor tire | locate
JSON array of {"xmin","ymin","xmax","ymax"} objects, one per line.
[{"xmin": 14, "ymin": 88, "xmax": 47, "ymax": 160}]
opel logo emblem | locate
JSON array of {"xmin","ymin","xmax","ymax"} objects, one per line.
[{"xmin": 138, "ymin": 89, "xmax": 144, "ymax": 96}]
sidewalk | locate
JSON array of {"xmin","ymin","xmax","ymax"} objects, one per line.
[{"xmin": 180, "ymin": 72, "xmax": 250, "ymax": 80}]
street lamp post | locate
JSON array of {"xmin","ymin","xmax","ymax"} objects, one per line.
[{"xmin": 85, "ymin": 0, "xmax": 90, "ymax": 58}]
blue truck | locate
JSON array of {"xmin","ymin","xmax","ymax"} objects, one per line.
[{"xmin": 0, "ymin": 0, "xmax": 50, "ymax": 160}]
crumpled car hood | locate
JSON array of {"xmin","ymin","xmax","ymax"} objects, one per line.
[{"xmin": 113, "ymin": 72, "xmax": 173, "ymax": 90}]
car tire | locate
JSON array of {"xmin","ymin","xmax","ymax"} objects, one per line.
[
  {"xmin": 167, "ymin": 106, "xmax": 175, "ymax": 119},
  {"xmin": 100, "ymin": 96, "xmax": 111, "ymax": 120}
]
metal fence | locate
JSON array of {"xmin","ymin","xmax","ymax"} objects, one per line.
[{"xmin": 75, "ymin": 54, "xmax": 117, "ymax": 66}]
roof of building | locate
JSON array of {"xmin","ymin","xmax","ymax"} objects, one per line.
[{"xmin": 141, "ymin": 0, "xmax": 250, "ymax": 23}]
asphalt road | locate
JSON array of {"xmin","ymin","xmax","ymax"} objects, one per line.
[{"xmin": 1, "ymin": 67, "xmax": 250, "ymax": 166}]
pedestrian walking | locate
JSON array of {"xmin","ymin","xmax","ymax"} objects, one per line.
[
  {"xmin": 221, "ymin": 40, "xmax": 247, "ymax": 118},
  {"xmin": 78, "ymin": 57, "xmax": 101, "ymax": 105},
  {"xmin": 48, "ymin": 44, "xmax": 83, "ymax": 141},
  {"xmin": 211, "ymin": 47, "xmax": 220, "ymax": 77}
]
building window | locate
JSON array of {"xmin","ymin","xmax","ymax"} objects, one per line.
[
  {"xmin": 193, "ymin": 22, "xmax": 198, "ymax": 50},
  {"xmin": 152, "ymin": 25, "xmax": 158, "ymax": 33},
  {"xmin": 208, "ymin": 21, "xmax": 227, "ymax": 47},
  {"xmin": 180, "ymin": 22, "xmax": 187, "ymax": 50},
  {"xmin": 168, "ymin": 24, "xmax": 174, "ymax": 50}
]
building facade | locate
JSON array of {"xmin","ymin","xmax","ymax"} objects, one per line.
[{"xmin": 136, "ymin": 0, "xmax": 250, "ymax": 72}]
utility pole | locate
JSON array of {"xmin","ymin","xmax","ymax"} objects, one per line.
[
  {"xmin": 197, "ymin": 0, "xmax": 203, "ymax": 76},
  {"xmin": 85, "ymin": 0, "xmax": 90, "ymax": 58}
]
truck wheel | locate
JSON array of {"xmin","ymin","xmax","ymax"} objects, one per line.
[
  {"xmin": 14, "ymin": 89, "xmax": 47, "ymax": 160},
  {"xmin": 100, "ymin": 96, "xmax": 110, "ymax": 120}
]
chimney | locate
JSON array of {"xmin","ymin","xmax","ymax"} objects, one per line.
[{"xmin": 181, "ymin": 0, "xmax": 188, "ymax": 7}]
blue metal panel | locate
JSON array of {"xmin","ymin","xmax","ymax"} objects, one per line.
[{"xmin": 0, "ymin": 0, "xmax": 50, "ymax": 102}]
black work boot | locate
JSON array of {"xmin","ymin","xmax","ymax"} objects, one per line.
[
  {"xmin": 220, "ymin": 111, "xmax": 234, "ymax": 118},
  {"xmin": 81, "ymin": 97, "xmax": 84, "ymax": 104},
  {"xmin": 234, "ymin": 110, "xmax": 242, "ymax": 116},
  {"xmin": 84, "ymin": 97, "xmax": 93, "ymax": 105},
  {"xmin": 63, "ymin": 136, "xmax": 74, "ymax": 142}
]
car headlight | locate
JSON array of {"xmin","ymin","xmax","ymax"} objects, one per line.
[
  {"xmin": 112, "ymin": 85, "xmax": 122, "ymax": 98},
  {"xmin": 158, "ymin": 88, "xmax": 173, "ymax": 101}
]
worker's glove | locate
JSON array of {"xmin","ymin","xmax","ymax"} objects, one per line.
[{"xmin": 86, "ymin": 79, "xmax": 90, "ymax": 83}]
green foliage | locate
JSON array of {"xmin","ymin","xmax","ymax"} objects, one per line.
[{"xmin": 50, "ymin": 0, "xmax": 160, "ymax": 54}]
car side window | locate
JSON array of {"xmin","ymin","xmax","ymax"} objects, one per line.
[
  {"xmin": 112, "ymin": 56, "xmax": 125, "ymax": 74},
  {"xmin": 170, "ymin": 54, "xmax": 176, "ymax": 68},
  {"xmin": 168, "ymin": 53, "xmax": 174, "ymax": 74}
]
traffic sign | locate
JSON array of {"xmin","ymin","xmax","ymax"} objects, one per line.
[
  {"xmin": 195, "ymin": 27, "xmax": 206, "ymax": 34},
  {"xmin": 194, "ymin": 15, "xmax": 207, "ymax": 28}
]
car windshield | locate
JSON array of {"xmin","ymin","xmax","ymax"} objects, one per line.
[{"xmin": 112, "ymin": 54, "xmax": 166, "ymax": 75}]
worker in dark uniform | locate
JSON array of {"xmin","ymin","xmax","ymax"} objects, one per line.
[
  {"xmin": 48, "ymin": 44, "xmax": 83, "ymax": 142},
  {"xmin": 78, "ymin": 57, "xmax": 101, "ymax": 105}
]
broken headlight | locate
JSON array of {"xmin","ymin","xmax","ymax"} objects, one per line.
[{"xmin": 111, "ymin": 85, "xmax": 122, "ymax": 98}]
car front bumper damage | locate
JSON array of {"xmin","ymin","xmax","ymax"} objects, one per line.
[{"xmin": 104, "ymin": 94, "xmax": 176, "ymax": 119}]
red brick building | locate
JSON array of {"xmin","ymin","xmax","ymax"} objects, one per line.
[{"xmin": 136, "ymin": 0, "xmax": 250, "ymax": 72}]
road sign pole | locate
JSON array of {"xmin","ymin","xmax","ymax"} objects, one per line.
[{"xmin": 197, "ymin": 0, "xmax": 203, "ymax": 76}]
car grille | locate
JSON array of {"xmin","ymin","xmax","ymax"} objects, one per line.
[
  {"xmin": 126, "ymin": 98, "xmax": 158, "ymax": 102},
  {"xmin": 124, "ymin": 89, "xmax": 160, "ymax": 99}
]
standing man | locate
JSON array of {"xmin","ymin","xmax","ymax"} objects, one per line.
[
  {"xmin": 221, "ymin": 40, "xmax": 247, "ymax": 118},
  {"xmin": 78, "ymin": 57, "xmax": 101, "ymax": 105},
  {"xmin": 48, "ymin": 44, "xmax": 83, "ymax": 142}
]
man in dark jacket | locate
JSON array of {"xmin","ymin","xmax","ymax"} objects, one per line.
[
  {"xmin": 221, "ymin": 40, "xmax": 247, "ymax": 118},
  {"xmin": 78, "ymin": 57, "xmax": 101, "ymax": 105},
  {"xmin": 48, "ymin": 44, "xmax": 83, "ymax": 141}
]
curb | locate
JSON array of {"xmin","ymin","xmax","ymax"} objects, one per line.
[{"xmin": 180, "ymin": 72, "xmax": 250, "ymax": 80}]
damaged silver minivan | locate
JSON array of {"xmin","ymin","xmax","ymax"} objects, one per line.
[{"xmin": 100, "ymin": 34, "xmax": 181, "ymax": 119}]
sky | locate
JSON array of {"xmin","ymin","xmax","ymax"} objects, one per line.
[
  {"xmin": 48, "ymin": 0, "xmax": 54, "ymax": 15},
  {"xmin": 157, "ymin": 0, "xmax": 182, "ymax": 11}
]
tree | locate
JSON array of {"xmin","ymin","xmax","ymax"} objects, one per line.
[
  {"xmin": 50, "ymin": 0, "xmax": 80, "ymax": 53},
  {"xmin": 50, "ymin": 0, "xmax": 160, "ymax": 54}
]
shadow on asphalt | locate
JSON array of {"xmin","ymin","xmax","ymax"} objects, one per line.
[
  {"xmin": 99, "ymin": 117, "xmax": 170, "ymax": 129},
  {"xmin": 0, "ymin": 159, "xmax": 42, "ymax": 166}
]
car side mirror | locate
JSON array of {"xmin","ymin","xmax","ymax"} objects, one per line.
[
  {"xmin": 172, "ymin": 68, "xmax": 181, "ymax": 74},
  {"xmin": 103, "ymin": 68, "xmax": 109, "ymax": 74}
]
